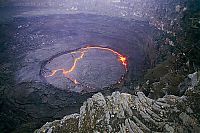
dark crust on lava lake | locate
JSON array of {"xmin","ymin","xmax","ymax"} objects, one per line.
[{"xmin": 39, "ymin": 45, "xmax": 128, "ymax": 92}]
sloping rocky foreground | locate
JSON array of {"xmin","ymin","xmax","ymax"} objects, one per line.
[{"xmin": 35, "ymin": 73, "xmax": 200, "ymax": 133}]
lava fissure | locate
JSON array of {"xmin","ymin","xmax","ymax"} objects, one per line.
[{"xmin": 45, "ymin": 46, "xmax": 128, "ymax": 84}]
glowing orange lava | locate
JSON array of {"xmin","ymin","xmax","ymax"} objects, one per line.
[{"xmin": 45, "ymin": 46, "xmax": 128, "ymax": 84}]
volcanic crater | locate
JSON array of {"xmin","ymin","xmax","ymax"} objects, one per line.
[{"xmin": 1, "ymin": 13, "xmax": 158, "ymax": 132}]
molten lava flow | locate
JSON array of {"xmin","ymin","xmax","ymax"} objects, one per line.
[
  {"xmin": 45, "ymin": 46, "xmax": 128, "ymax": 84},
  {"xmin": 82, "ymin": 46, "xmax": 128, "ymax": 70},
  {"xmin": 119, "ymin": 56, "xmax": 127, "ymax": 68},
  {"xmin": 45, "ymin": 50, "xmax": 87, "ymax": 84}
]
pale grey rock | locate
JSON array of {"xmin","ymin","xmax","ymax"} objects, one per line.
[
  {"xmin": 179, "ymin": 112, "xmax": 192, "ymax": 125},
  {"xmin": 164, "ymin": 124, "xmax": 174, "ymax": 133},
  {"xmin": 175, "ymin": 5, "xmax": 181, "ymax": 12},
  {"xmin": 36, "ymin": 91, "xmax": 200, "ymax": 133},
  {"xmin": 188, "ymin": 72, "xmax": 199, "ymax": 88},
  {"xmin": 186, "ymin": 107, "xmax": 193, "ymax": 114}
]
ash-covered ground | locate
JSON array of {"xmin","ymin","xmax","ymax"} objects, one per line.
[{"xmin": 0, "ymin": 13, "xmax": 158, "ymax": 132}]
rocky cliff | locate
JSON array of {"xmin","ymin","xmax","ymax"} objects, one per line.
[{"xmin": 36, "ymin": 72, "xmax": 200, "ymax": 133}]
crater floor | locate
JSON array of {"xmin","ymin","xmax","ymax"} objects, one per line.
[{"xmin": 42, "ymin": 46, "xmax": 127, "ymax": 92}]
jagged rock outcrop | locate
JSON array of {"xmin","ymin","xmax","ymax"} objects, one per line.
[{"xmin": 36, "ymin": 85, "xmax": 200, "ymax": 132}]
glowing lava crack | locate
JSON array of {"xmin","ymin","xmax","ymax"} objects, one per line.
[{"xmin": 44, "ymin": 46, "xmax": 128, "ymax": 86}]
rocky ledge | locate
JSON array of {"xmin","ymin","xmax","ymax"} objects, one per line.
[{"xmin": 35, "ymin": 72, "xmax": 200, "ymax": 133}]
